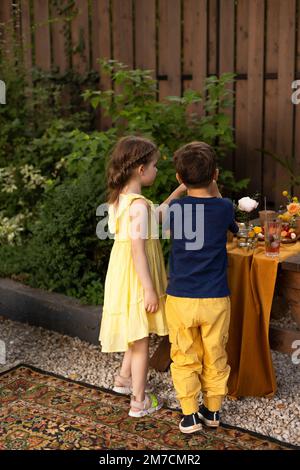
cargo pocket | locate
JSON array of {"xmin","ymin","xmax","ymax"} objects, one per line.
[
  {"xmin": 222, "ymin": 333, "xmax": 229, "ymax": 347},
  {"xmin": 170, "ymin": 327, "xmax": 199, "ymax": 367}
]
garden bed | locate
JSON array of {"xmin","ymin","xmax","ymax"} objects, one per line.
[{"xmin": 0, "ymin": 278, "xmax": 101, "ymax": 345}]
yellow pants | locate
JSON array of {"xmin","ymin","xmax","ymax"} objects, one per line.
[{"xmin": 165, "ymin": 295, "xmax": 231, "ymax": 415}]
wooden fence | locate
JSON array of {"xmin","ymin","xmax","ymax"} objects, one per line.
[{"xmin": 0, "ymin": 0, "xmax": 300, "ymax": 207}]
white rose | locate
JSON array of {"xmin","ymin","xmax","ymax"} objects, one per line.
[{"xmin": 238, "ymin": 197, "xmax": 259, "ymax": 212}]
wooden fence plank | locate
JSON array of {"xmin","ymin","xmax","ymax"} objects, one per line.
[
  {"xmin": 135, "ymin": 0, "xmax": 156, "ymax": 76},
  {"xmin": 51, "ymin": 2, "xmax": 69, "ymax": 73},
  {"xmin": 183, "ymin": 0, "xmax": 207, "ymax": 114},
  {"xmin": 183, "ymin": 0, "xmax": 193, "ymax": 92},
  {"xmin": 72, "ymin": 0, "xmax": 90, "ymax": 73},
  {"xmin": 92, "ymin": 0, "xmax": 111, "ymax": 79},
  {"xmin": 219, "ymin": 0, "xmax": 235, "ymax": 173},
  {"xmin": 263, "ymin": 0, "xmax": 280, "ymax": 208},
  {"xmin": 0, "ymin": 1, "xmax": 13, "ymax": 60},
  {"xmin": 219, "ymin": 0, "xmax": 235, "ymax": 76},
  {"xmin": 21, "ymin": 0, "xmax": 32, "ymax": 74},
  {"xmin": 33, "ymin": 0, "xmax": 51, "ymax": 70},
  {"xmin": 0, "ymin": 1, "xmax": 12, "ymax": 25},
  {"xmin": 208, "ymin": 0, "xmax": 218, "ymax": 76},
  {"xmin": 158, "ymin": 0, "xmax": 181, "ymax": 100},
  {"xmin": 234, "ymin": 0, "xmax": 249, "ymax": 184},
  {"xmin": 276, "ymin": 0, "xmax": 297, "ymax": 207},
  {"xmin": 91, "ymin": 0, "xmax": 111, "ymax": 129},
  {"xmin": 246, "ymin": 0, "xmax": 265, "ymax": 195},
  {"xmin": 112, "ymin": 0, "xmax": 133, "ymax": 67},
  {"xmin": 297, "ymin": 0, "xmax": 300, "ymax": 73}
]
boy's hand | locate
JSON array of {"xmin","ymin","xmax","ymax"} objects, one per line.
[{"xmin": 144, "ymin": 288, "xmax": 159, "ymax": 313}]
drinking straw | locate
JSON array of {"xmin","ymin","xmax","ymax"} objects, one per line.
[{"xmin": 264, "ymin": 196, "xmax": 268, "ymax": 239}]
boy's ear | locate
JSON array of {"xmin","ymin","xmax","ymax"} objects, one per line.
[{"xmin": 176, "ymin": 173, "xmax": 182, "ymax": 184}]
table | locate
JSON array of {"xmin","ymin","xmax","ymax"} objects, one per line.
[{"xmin": 149, "ymin": 240, "xmax": 300, "ymax": 398}]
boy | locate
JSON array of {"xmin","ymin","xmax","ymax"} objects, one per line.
[{"xmin": 165, "ymin": 141, "xmax": 239, "ymax": 434}]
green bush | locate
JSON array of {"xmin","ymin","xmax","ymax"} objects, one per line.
[{"xmin": 22, "ymin": 170, "xmax": 110, "ymax": 305}]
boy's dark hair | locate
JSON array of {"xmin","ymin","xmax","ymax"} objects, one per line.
[{"xmin": 173, "ymin": 141, "xmax": 217, "ymax": 188}]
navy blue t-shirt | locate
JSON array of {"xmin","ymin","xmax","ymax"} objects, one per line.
[{"xmin": 166, "ymin": 196, "xmax": 239, "ymax": 298}]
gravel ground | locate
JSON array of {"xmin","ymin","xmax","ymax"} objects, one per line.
[
  {"xmin": 270, "ymin": 315, "xmax": 299, "ymax": 331},
  {"xmin": 0, "ymin": 315, "xmax": 299, "ymax": 447}
]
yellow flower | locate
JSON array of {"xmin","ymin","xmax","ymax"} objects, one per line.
[
  {"xmin": 281, "ymin": 211, "xmax": 292, "ymax": 222},
  {"xmin": 162, "ymin": 155, "xmax": 167, "ymax": 160},
  {"xmin": 282, "ymin": 190, "xmax": 288, "ymax": 197},
  {"xmin": 253, "ymin": 226, "xmax": 262, "ymax": 234},
  {"xmin": 248, "ymin": 231, "xmax": 255, "ymax": 238},
  {"xmin": 292, "ymin": 196, "xmax": 298, "ymax": 202}
]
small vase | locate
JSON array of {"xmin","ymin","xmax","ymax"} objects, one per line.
[{"xmin": 236, "ymin": 223, "xmax": 257, "ymax": 249}]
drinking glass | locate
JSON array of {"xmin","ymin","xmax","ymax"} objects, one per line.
[{"xmin": 264, "ymin": 220, "xmax": 282, "ymax": 257}]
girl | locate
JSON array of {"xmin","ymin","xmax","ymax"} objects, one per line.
[{"xmin": 99, "ymin": 135, "xmax": 185, "ymax": 417}]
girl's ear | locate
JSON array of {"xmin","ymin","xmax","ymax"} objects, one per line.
[
  {"xmin": 137, "ymin": 164, "xmax": 144, "ymax": 175},
  {"xmin": 176, "ymin": 173, "xmax": 182, "ymax": 184}
]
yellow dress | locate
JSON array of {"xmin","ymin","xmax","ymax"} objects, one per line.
[{"xmin": 99, "ymin": 193, "xmax": 169, "ymax": 352}]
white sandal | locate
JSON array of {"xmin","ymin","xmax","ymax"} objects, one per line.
[
  {"xmin": 113, "ymin": 374, "xmax": 132, "ymax": 395},
  {"xmin": 128, "ymin": 393, "xmax": 163, "ymax": 418},
  {"xmin": 113, "ymin": 374, "xmax": 152, "ymax": 395}
]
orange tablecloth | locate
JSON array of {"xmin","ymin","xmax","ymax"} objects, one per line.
[{"xmin": 226, "ymin": 240, "xmax": 300, "ymax": 398}]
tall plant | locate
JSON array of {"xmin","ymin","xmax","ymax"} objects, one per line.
[{"xmin": 84, "ymin": 59, "xmax": 249, "ymax": 203}]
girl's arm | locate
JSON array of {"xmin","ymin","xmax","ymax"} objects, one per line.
[
  {"xmin": 155, "ymin": 183, "xmax": 186, "ymax": 223},
  {"xmin": 130, "ymin": 199, "xmax": 158, "ymax": 313}
]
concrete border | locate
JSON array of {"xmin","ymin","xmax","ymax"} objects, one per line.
[{"xmin": 0, "ymin": 278, "xmax": 101, "ymax": 345}]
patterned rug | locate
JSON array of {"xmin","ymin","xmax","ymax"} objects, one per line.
[{"xmin": 0, "ymin": 364, "xmax": 296, "ymax": 450}]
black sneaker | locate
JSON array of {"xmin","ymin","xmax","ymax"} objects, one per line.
[
  {"xmin": 179, "ymin": 412, "xmax": 202, "ymax": 434},
  {"xmin": 198, "ymin": 405, "xmax": 220, "ymax": 428}
]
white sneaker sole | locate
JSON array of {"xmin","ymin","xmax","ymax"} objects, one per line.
[
  {"xmin": 179, "ymin": 422, "xmax": 202, "ymax": 434},
  {"xmin": 198, "ymin": 413, "xmax": 219, "ymax": 428},
  {"xmin": 128, "ymin": 402, "xmax": 163, "ymax": 418}
]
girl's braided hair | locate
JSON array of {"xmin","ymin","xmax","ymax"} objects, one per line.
[{"xmin": 107, "ymin": 135, "xmax": 157, "ymax": 204}]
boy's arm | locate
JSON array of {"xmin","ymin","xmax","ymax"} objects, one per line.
[
  {"xmin": 229, "ymin": 220, "xmax": 239, "ymax": 234},
  {"xmin": 228, "ymin": 201, "xmax": 239, "ymax": 234}
]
